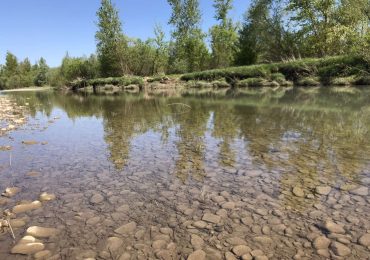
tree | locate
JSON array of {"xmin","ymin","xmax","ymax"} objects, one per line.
[
  {"xmin": 95, "ymin": 0, "xmax": 127, "ymax": 77},
  {"xmin": 4, "ymin": 51, "xmax": 18, "ymax": 76},
  {"xmin": 152, "ymin": 24, "xmax": 169, "ymax": 75},
  {"xmin": 34, "ymin": 57, "xmax": 49, "ymax": 86},
  {"xmin": 168, "ymin": 0, "xmax": 209, "ymax": 73},
  {"xmin": 210, "ymin": 0, "xmax": 238, "ymax": 68}
]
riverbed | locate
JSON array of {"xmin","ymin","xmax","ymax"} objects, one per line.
[{"xmin": 0, "ymin": 87, "xmax": 369, "ymax": 259}]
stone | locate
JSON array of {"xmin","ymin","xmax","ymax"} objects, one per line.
[
  {"xmin": 13, "ymin": 201, "xmax": 42, "ymax": 214},
  {"xmin": 2, "ymin": 187, "xmax": 20, "ymax": 198},
  {"xmin": 155, "ymin": 250, "xmax": 172, "ymax": 260},
  {"xmin": 27, "ymin": 226, "xmax": 59, "ymax": 238},
  {"xmin": 226, "ymin": 237, "xmax": 248, "ymax": 246},
  {"xmin": 225, "ymin": 252, "xmax": 237, "ymax": 260},
  {"xmin": 10, "ymin": 219, "xmax": 26, "ymax": 228},
  {"xmin": 232, "ymin": 245, "xmax": 252, "ymax": 256},
  {"xmin": 313, "ymin": 236, "xmax": 331, "ymax": 249},
  {"xmin": 34, "ymin": 250, "xmax": 52, "ymax": 259},
  {"xmin": 349, "ymin": 186, "xmax": 368, "ymax": 196},
  {"xmin": 153, "ymin": 240, "xmax": 167, "ymax": 250},
  {"xmin": 87, "ymin": 216, "xmax": 100, "ymax": 225},
  {"xmin": 90, "ymin": 193, "xmax": 104, "ymax": 204},
  {"xmin": 292, "ymin": 187, "xmax": 304, "ymax": 197},
  {"xmin": 11, "ymin": 243, "xmax": 45, "ymax": 255},
  {"xmin": 358, "ymin": 234, "xmax": 370, "ymax": 247},
  {"xmin": 188, "ymin": 249, "xmax": 206, "ymax": 260},
  {"xmin": 202, "ymin": 213, "xmax": 221, "ymax": 224},
  {"xmin": 193, "ymin": 221, "xmax": 207, "ymax": 229},
  {"xmin": 115, "ymin": 221, "xmax": 137, "ymax": 235},
  {"xmin": 39, "ymin": 192, "xmax": 56, "ymax": 202},
  {"xmin": 324, "ymin": 220, "xmax": 345, "ymax": 234},
  {"xmin": 116, "ymin": 204, "xmax": 129, "ymax": 212},
  {"xmin": 119, "ymin": 252, "xmax": 131, "ymax": 260},
  {"xmin": 253, "ymin": 236, "xmax": 273, "ymax": 246},
  {"xmin": 315, "ymin": 186, "xmax": 331, "ymax": 195},
  {"xmin": 330, "ymin": 242, "xmax": 351, "ymax": 256},
  {"xmin": 22, "ymin": 140, "xmax": 39, "ymax": 145},
  {"xmin": 106, "ymin": 237, "xmax": 124, "ymax": 252},
  {"xmin": 191, "ymin": 234, "xmax": 204, "ymax": 249},
  {"xmin": 222, "ymin": 202, "xmax": 235, "ymax": 210}
]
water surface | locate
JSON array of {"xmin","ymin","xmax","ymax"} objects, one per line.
[{"xmin": 0, "ymin": 87, "xmax": 370, "ymax": 259}]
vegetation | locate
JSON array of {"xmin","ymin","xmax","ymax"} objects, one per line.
[{"xmin": 0, "ymin": 0, "xmax": 369, "ymax": 90}]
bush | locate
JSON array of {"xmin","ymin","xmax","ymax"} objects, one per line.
[{"xmin": 297, "ymin": 77, "xmax": 321, "ymax": 86}]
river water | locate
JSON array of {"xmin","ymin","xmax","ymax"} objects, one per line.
[{"xmin": 0, "ymin": 87, "xmax": 369, "ymax": 260}]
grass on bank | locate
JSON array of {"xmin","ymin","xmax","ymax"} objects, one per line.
[{"xmin": 180, "ymin": 55, "xmax": 370, "ymax": 87}]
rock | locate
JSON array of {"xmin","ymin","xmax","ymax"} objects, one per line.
[
  {"xmin": 39, "ymin": 192, "xmax": 56, "ymax": 202},
  {"xmin": 241, "ymin": 254, "xmax": 253, "ymax": 260},
  {"xmin": 11, "ymin": 243, "xmax": 45, "ymax": 255},
  {"xmin": 358, "ymin": 234, "xmax": 370, "ymax": 247},
  {"xmin": 225, "ymin": 252, "xmax": 237, "ymax": 260},
  {"xmin": 253, "ymin": 236, "xmax": 273, "ymax": 246},
  {"xmin": 193, "ymin": 221, "xmax": 207, "ymax": 229},
  {"xmin": 106, "ymin": 237, "xmax": 124, "ymax": 252},
  {"xmin": 191, "ymin": 234, "xmax": 204, "ymax": 249},
  {"xmin": 324, "ymin": 220, "xmax": 345, "ymax": 234},
  {"xmin": 0, "ymin": 145, "xmax": 12, "ymax": 151},
  {"xmin": 254, "ymin": 256, "xmax": 268, "ymax": 260},
  {"xmin": 27, "ymin": 226, "xmax": 59, "ymax": 238},
  {"xmin": 188, "ymin": 249, "xmax": 206, "ymax": 260},
  {"xmin": 22, "ymin": 140, "xmax": 39, "ymax": 145},
  {"xmin": 119, "ymin": 252, "xmax": 131, "ymax": 260},
  {"xmin": 87, "ymin": 216, "xmax": 100, "ymax": 225},
  {"xmin": 34, "ymin": 250, "xmax": 52, "ymax": 259},
  {"xmin": 26, "ymin": 171, "xmax": 40, "ymax": 177},
  {"xmin": 155, "ymin": 250, "xmax": 172, "ymax": 260},
  {"xmin": 90, "ymin": 193, "xmax": 104, "ymax": 204},
  {"xmin": 13, "ymin": 201, "xmax": 42, "ymax": 214},
  {"xmin": 315, "ymin": 186, "xmax": 331, "ymax": 195},
  {"xmin": 222, "ymin": 202, "xmax": 235, "ymax": 210},
  {"xmin": 313, "ymin": 236, "xmax": 331, "ymax": 249},
  {"xmin": 2, "ymin": 187, "xmax": 20, "ymax": 198},
  {"xmin": 330, "ymin": 241, "xmax": 351, "ymax": 256},
  {"xmin": 152, "ymin": 240, "xmax": 167, "ymax": 250},
  {"xmin": 202, "ymin": 213, "xmax": 221, "ymax": 224},
  {"xmin": 115, "ymin": 221, "xmax": 137, "ymax": 235},
  {"xmin": 212, "ymin": 196, "xmax": 225, "ymax": 204},
  {"xmin": 10, "ymin": 219, "xmax": 26, "ymax": 228},
  {"xmin": 349, "ymin": 186, "xmax": 368, "ymax": 196},
  {"xmin": 232, "ymin": 245, "xmax": 252, "ymax": 256},
  {"xmin": 116, "ymin": 204, "xmax": 129, "ymax": 212},
  {"xmin": 226, "ymin": 237, "xmax": 248, "ymax": 246},
  {"xmin": 292, "ymin": 187, "xmax": 304, "ymax": 197},
  {"xmin": 18, "ymin": 236, "xmax": 41, "ymax": 244}
]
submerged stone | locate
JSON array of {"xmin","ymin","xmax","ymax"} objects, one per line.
[
  {"xmin": 349, "ymin": 186, "xmax": 368, "ymax": 196},
  {"xmin": 358, "ymin": 234, "xmax": 370, "ymax": 247},
  {"xmin": 2, "ymin": 187, "xmax": 20, "ymax": 198},
  {"xmin": 13, "ymin": 201, "xmax": 42, "ymax": 214},
  {"xmin": 39, "ymin": 192, "xmax": 56, "ymax": 202},
  {"xmin": 188, "ymin": 249, "xmax": 206, "ymax": 260},
  {"xmin": 292, "ymin": 187, "xmax": 305, "ymax": 197},
  {"xmin": 115, "ymin": 221, "xmax": 137, "ymax": 235},
  {"xmin": 315, "ymin": 186, "xmax": 331, "ymax": 195},
  {"xmin": 27, "ymin": 226, "xmax": 59, "ymax": 238},
  {"xmin": 202, "ymin": 213, "xmax": 221, "ymax": 224},
  {"xmin": 11, "ymin": 243, "xmax": 45, "ymax": 255}
]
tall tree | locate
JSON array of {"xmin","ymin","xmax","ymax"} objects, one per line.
[
  {"xmin": 168, "ymin": 0, "xmax": 209, "ymax": 73},
  {"xmin": 95, "ymin": 0, "xmax": 127, "ymax": 77},
  {"xmin": 210, "ymin": 0, "xmax": 238, "ymax": 68},
  {"xmin": 34, "ymin": 57, "xmax": 49, "ymax": 86},
  {"xmin": 152, "ymin": 24, "xmax": 169, "ymax": 75},
  {"xmin": 4, "ymin": 51, "xmax": 18, "ymax": 76}
]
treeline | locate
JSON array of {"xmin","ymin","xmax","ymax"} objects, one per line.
[{"xmin": 0, "ymin": 0, "xmax": 369, "ymax": 89}]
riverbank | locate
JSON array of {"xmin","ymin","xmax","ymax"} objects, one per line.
[{"xmin": 0, "ymin": 87, "xmax": 52, "ymax": 93}]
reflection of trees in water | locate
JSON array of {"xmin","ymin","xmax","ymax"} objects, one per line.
[
  {"xmin": 173, "ymin": 102, "xmax": 209, "ymax": 183},
  {"xmin": 8, "ymin": 88, "xmax": 370, "ymax": 187}
]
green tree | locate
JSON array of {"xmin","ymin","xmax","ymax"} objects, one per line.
[
  {"xmin": 34, "ymin": 57, "xmax": 49, "ymax": 86},
  {"xmin": 168, "ymin": 0, "xmax": 209, "ymax": 73},
  {"xmin": 95, "ymin": 0, "xmax": 127, "ymax": 77},
  {"xmin": 210, "ymin": 0, "xmax": 238, "ymax": 68},
  {"xmin": 4, "ymin": 51, "xmax": 18, "ymax": 76},
  {"xmin": 152, "ymin": 24, "xmax": 169, "ymax": 75}
]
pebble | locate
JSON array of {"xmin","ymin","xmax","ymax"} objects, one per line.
[
  {"xmin": 115, "ymin": 221, "xmax": 137, "ymax": 235},
  {"xmin": 90, "ymin": 193, "xmax": 104, "ymax": 204},
  {"xmin": 330, "ymin": 241, "xmax": 351, "ymax": 256},
  {"xmin": 349, "ymin": 186, "xmax": 369, "ymax": 196},
  {"xmin": 1, "ymin": 187, "xmax": 20, "ymax": 198},
  {"xmin": 358, "ymin": 233, "xmax": 370, "ymax": 247},
  {"xmin": 27, "ymin": 226, "xmax": 59, "ymax": 238},
  {"xmin": 106, "ymin": 237, "xmax": 124, "ymax": 252},
  {"xmin": 324, "ymin": 220, "xmax": 345, "ymax": 234},
  {"xmin": 11, "ymin": 243, "xmax": 45, "ymax": 255},
  {"xmin": 292, "ymin": 187, "xmax": 304, "ymax": 197},
  {"xmin": 34, "ymin": 250, "xmax": 52, "ymax": 259},
  {"xmin": 313, "ymin": 236, "xmax": 331, "ymax": 249},
  {"xmin": 315, "ymin": 186, "xmax": 331, "ymax": 195},
  {"xmin": 202, "ymin": 213, "xmax": 221, "ymax": 224},
  {"xmin": 222, "ymin": 202, "xmax": 235, "ymax": 210},
  {"xmin": 39, "ymin": 192, "xmax": 56, "ymax": 202},
  {"xmin": 232, "ymin": 245, "xmax": 252, "ymax": 256},
  {"xmin": 13, "ymin": 201, "xmax": 42, "ymax": 214},
  {"xmin": 226, "ymin": 237, "xmax": 248, "ymax": 246},
  {"xmin": 191, "ymin": 234, "xmax": 204, "ymax": 249},
  {"xmin": 188, "ymin": 249, "xmax": 206, "ymax": 260}
]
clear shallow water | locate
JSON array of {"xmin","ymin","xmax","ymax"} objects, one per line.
[{"xmin": 0, "ymin": 87, "xmax": 370, "ymax": 259}]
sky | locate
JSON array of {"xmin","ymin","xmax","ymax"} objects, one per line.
[{"xmin": 0, "ymin": 0, "xmax": 250, "ymax": 67}]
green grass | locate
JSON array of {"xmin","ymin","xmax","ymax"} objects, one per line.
[
  {"xmin": 181, "ymin": 55, "xmax": 370, "ymax": 87},
  {"xmin": 69, "ymin": 76, "xmax": 144, "ymax": 89}
]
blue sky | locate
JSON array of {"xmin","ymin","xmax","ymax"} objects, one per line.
[{"xmin": 0, "ymin": 0, "xmax": 249, "ymax": 67}]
